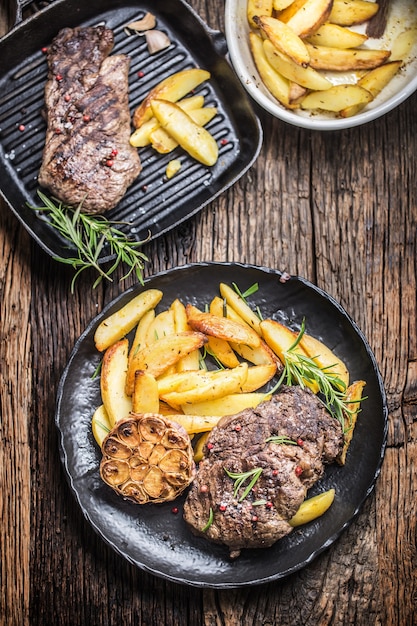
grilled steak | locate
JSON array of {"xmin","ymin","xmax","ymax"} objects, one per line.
[
  {"xmin": 183, "ymin": 386, "xmax": 344, "ymax": 558},
  {"xmin": 38, "ymin": 26, "xmax": 142, "ymax": 214}
]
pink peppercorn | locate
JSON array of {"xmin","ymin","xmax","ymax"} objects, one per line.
[
  {"xmin": 252, "ymin": 515, "xmax": 258, "ymax": 522},
  {"xmin": 219, "ymin": 504, "xmax": 227, "ymax": 512},
  {"xmin": 41, "ymin": 47, "xmax": 48, "ymax": 54},
  {"xmin": 83, "ymin": 114, "xmax": 90, "ymax": 123},
  {"xmin": 220, "ymin": 138, "xmax": 228, "ymax": 146},
  {"xmin": 137, "ymin": 71, "xmax": 145, "ymax": 78},
  {"xmin": 266, "ymin": 501, "xmax": 273, "ymax": 509},
  {"xmin": 111, "ymin": 149, "xmax": 118, "ymax": 157},
  {"xmin": 207, "ymin": 443, "xmax": 214, "ymax": 450},
  {"xmin": 105, "ymin": 160, "xmax": 114, "ymax": 167},
  {"xmin": 171, "ymin": 507, "xmax": 179, "ymax": 515},
  {"xmin": 295, "ymin": 466, "xmax": 303, "ymax": 477},
  {"xmin": 18, "ymin": 124, "xmax": 25, "ymax": 132},
  {"xmin": 297, "ymin": 438, "xmax": 304, "ymax": 447},
  {"xmin": 200, "ymin": 485, "xmax": 208, "ymax": 493},
  {"xmin": 272, "ymin": 469, "xmax": 279, "ymax": 476},
  {"xmin": 56, "ymin": 74, "xmax": 63, "ymax": 81},
  {"xmin": 234, "ymin": 424, "xmax": 241, "ymax": 432}
]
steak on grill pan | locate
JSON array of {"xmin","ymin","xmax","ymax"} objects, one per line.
[
  {"xmin": 183, "ymin": 386, "xmax": 344, "ymax": 558},
  {"xmin": 38, "ymin": 26, "xmax": 142, "ymax": 214}
]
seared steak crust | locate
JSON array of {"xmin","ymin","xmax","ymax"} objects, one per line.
[
  {"xmin": 38, "ymin": 26, "xmax": 142, "ymax": 214},
  {"xmin": 183, "ymin": 386, "xmax": 343, "ymax": 557}
]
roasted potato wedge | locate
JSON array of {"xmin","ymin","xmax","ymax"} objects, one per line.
[
  {"xmin": 253, "ymin": 15, "xmax": 310, "ymax": 66},
  {"xmin": 300, "ymin": 332, "xmax": 349, "ymax": 388},
  {"xmin": 219, "ymin": 282, "xmax": 263, "ymax": 335},
  {"xmin": 289, "ymin": 489, "xmax": 335, "ymax": 526},
  {"xmin": 338, "ymin": 380, "xmax": 366, "ymax": 465},
  {"xmin": 260, "ymin": 318, "xmax": 319, "ymax": 393},
  {"xmin": 273, "ymin": 0, "xmax": 296, "ymax": 9},
  {"xmin": 231, "ymin": 340, "xmax": 279, "ymax": 366},
  {"xmin": 249, "ymin": 32, "xmax": 293, "ymax": 109},
  {"xmin": 186, "ymin": 304, "xmax": 261, "ymax": 348},
  {"xmin": 241, "ymin": 363, "xmax": 277, "ymax": 392},
  {"xmin": 391, "ymin": 28, "xmax": 417, "ymax": 62},
  {"xmin": 150, "ymin": 106, "xmax": 217, "ymax": 154},
  {"xmin": 92, "ymin": 404, "xmax": 112, "ymax": 448},
  {"xmin": 180, "ymin": 391, "xmax": 271, "ymax": 417},
  {"xmin": 160, "ymin": 362, "xmax": 249, "ymax": 410},
  {"xmin": 169, "ymin": 413, "xmax": 221, "ymax": 435},
  {"xmin": 94, "ymin": 289, "xmax": 163, "ymax": 352},
  {"xmin": 130, "ymin": 94, "xmax": 205, "ymax": 147},
  {"xmin": 150, "ymin": 99, "xmax": 219, "ymax": 166},
  {"xmin": 207, "ymin": 336, "xmax": 241, "ymax": 368},
  {"xmin": 132, "ymin": 68, "xmax": 210, "ymax": 128},
  {"xmin": 277, "ymin": 0, "xmax": 307, "ymax": 22},
  {"xmin": 340, "ymin": 60, "xmax": 402, "ymax": 118},
  {"xmin": 101, "ymin": 339, "xmax": 132, "ymax": 427},
  {"xmin": 193, "ymin": 431, "xmax": 210, "ymax": 462},
  {"xmin": 264, "ymin": 40, "xmax": 332, "ymax": 91},
  {"xmin": 300, "ymin": 84, "xmax": 373, "ymax": 112},
  {"xmin": 329, "ymin": 0, "xmax": 379, "ymax": 26},
  {"xmin": 132, "ymin": 370, "xmax": 160, "ymax": 414},
  {"xmin": 284, "ymin": 0, "xmax": 333, "ymax": 38},
  {"xmin": 125, "ymin": 331, "xmax": 208, "ymax": 395},
  {"xmin": 306, "ymin": 43, "xmax": 390, "ymax": 71},
  {"xmin": 247, "ymin": 0, "xmax": 273, "ymax": 29},
  {"xmin": 306, "ymin": 23, "xmax": 368, "ymax": 49}
]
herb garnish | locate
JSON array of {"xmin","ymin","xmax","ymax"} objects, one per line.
[
  {"xmin": 266, "ymin": 435, "xmax": 298, "ymax": 445},
  {"xmin": 30, "ymin": 191, "xmax": 149, "ymax": 291},
  {"xmin": 201, "ymin": 507, "xmax": 214, "ymax": 532},
  {"xmin": 232, "ymin": 282, "xmax": 263, "ymax": 320},
  {"xmin": 224, "ymin": 467, "xmax": 263, "ymax": 501},
  {"xmin": 270, "ymin": 319, "xmax": 358, "ymax": 426}
]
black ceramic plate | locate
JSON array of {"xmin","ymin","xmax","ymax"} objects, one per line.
[
  {"xmin": 0, "ymin": 0, "xmax": 261, "ymax": 262},
  {"xmin": 56, "ymin": 263, "xmax": 387, "ymax": 588}
]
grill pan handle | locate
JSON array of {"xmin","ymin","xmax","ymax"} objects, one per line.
[{"xmin": 12, "ymin": 0, "xmax": 56, "ymax": 27}]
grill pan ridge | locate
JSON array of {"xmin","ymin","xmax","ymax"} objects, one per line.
[{"xmin": 0, "ymin": 0, "xmax": 262, "ymax": 262}]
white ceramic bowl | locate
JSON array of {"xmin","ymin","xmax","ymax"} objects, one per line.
[{"xmin": 224, "ymin": 0, "xmax": 417, "ymax": 130}]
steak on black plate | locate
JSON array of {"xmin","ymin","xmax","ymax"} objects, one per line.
[{"xmin": 183, "ymin": 386, "xmax": 344, "ymax": 558}]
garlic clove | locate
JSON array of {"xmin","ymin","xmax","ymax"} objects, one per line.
[
  {"xmin": 145, "ymin": 30, "xmax": 171, "ymax": 55},
  {"xmin": 127, "ymin": 12, "xmax": 156, "ymax": 32}
]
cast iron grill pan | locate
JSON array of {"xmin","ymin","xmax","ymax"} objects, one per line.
[{"xmin": 0, "ymin": 0, "xmax": 262, "ymax": 262}]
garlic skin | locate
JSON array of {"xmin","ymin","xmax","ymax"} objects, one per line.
[
  {"xmin": 145, "ymin": 30, "xmax": 171, "ymax": 55},
  {"xmin": 127, "ymin": 12, "xmax": 156, "ymax": 32}
]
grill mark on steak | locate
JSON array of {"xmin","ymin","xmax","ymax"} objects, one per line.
[
  {"xmin": 183, "ymin": 386, "xmax": 344, "ymax": 558},
  {"xmin": 38, "ymin": 26, "xmax": 142, "ymax": 214}
]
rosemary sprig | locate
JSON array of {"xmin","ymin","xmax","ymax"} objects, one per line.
[
  {"xmin": 271, "ymin": 319, "xmax": 357, "ymax": 426},
  {"xmin": 224, "ymin": 467, "xmax": 263, "ymax": 502},
  {"xmin": 232, "ymin": 282, "xmax": 263, "ymax": 320},
  {"xmin": 266, "ymin": 435, "xmax": 298, "ymax": 445},
  {"xmin": 30, "ymin": 191, "xmax": 149, "ymax": 292}
]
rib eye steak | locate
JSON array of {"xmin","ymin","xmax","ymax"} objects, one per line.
[
  {"xmin": 38, "ymin": 26, "xmax": 142, "ymax": 214},
  {"xmin": 183, "ymin": 386, "xmax": 344, "ymax": 558}
]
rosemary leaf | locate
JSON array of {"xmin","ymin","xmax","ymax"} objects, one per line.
[{"xmin": 224, "ymin": 467, "xmax": 263, "ymax": 502}]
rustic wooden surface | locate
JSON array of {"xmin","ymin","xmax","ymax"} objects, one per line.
[{"xmin": 1, "ymin": 1, "xmax": 416, "ymax": 625}]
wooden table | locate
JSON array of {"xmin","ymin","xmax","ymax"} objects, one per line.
[{"xmin": 1, "ymin": 1, "xmax": 416, "ymax": 624}]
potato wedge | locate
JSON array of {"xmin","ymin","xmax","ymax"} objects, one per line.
[
  {"xmin": 207, "ymin": 336, "xmax": 241, "ymax": 368},
  {"xmin": 391, "ymin": 29, "xmax": 417, "ymax": 62},
  {"xmin": 132, "ymin": 370, "xmax": 160, "ymax": 414},
  {"xmin": 101, "ymin": 339, "xmax": 132, "ymax": 427},
  {"xmin": 285, "ymin": 0, "xmax": 334, "ymax": 38},
  {"xmin": 305, "ymin": 43, "xmax": 391, "ymax": 71},
  {"xmin": 338, "ymin": 380, "xmax": 366, "ymax": 465},
  {"xmin": 94, "ymin": 289, "xmax": 163, "ymax": 352},
  {"xmin": 329, "ymin": 0, "xmax": 379, "ymax": 26},
  {"xmin": 249, "ymin": 32, "xmax": 293, "ymax": 109},
  {"xmin": 132, "ymin": 68, "xmax": 210, "ymax": 128},
  {"xmin": 247, "ymin": 0, "xmax": 273, "ymax": 29},
  {"xmin": 277, "ymin": 0, "xmax": 307, "ymax": 22},
  {"xmin": 306, "ymin": 23, "xmax": 368, "ymax": 49},
  {"xmin": 253, "ymin": 15, "xmax": 310, "ymax": 66},
  {"xmin": 300, "ymin": 84, "xmax": 373, "ymax": 112},
  {"xmin": 289, "ymin": 489, "xmax": 335, "ymax": 526},
  {"xmin": 130, "ymin": 95, "xmax": 206, "ymax": 147},
  {"xmin": 219, "ymin": 282, "xmax": 263, "ymax": 335},
  {"xmin": 193, "ymin": 432, "xmax": 210, "ymax": 462},
  {"xmin": 181, "ymin": 392, "xmax": 271, "ymax": 417},
  {"xmin": 340, "ymin": 60, "xmax": 402, "ymax": 118},
  {"xmin": 145, "ymin": 309, "xmax": 176, "ymax": 344},
  {"xmin": 150, "ymin": 106, "xmax": 217, "ymax": 154},
  {"xmin": 263, "ymin": 40, "xmax": 332, "ymax": 91},
  {"xmin": 299, "ymin": 332, "xmax": 349, "ymax": 389},
  {"xmin": 231, "ymin": 340, "xmax": 279, "ymax": 366},
  {"xmin": 92, "ymin": 404, "xmax": 112, "ymax": 448},
  {"xmin": 169, "ymin": 413, "xmax": 221, "ymax": 435},
  {"xmin": 273, "ymin": 0, "xmax": 295, "ymax": 9},
  {"xmin": 186, "ymin": 304, "xmax": 261, "ymax": 348},
  {"xmin": 260, "ymin": 318, "xmax": 319, "ymax": 393},
  {"xmin": 125, "ymin": 331, "xmax": 208, "ymax": 395},
  {"xmin": 241, "ymin": 363, "xmax": 277, "ymax": 392},
  {"xmin": 161, "ymin": 362, "xmax": 249, "ymax": 410},
  {"xmin": 150, "ymin": 99, "xmax": 218, "ymax": 166}
]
